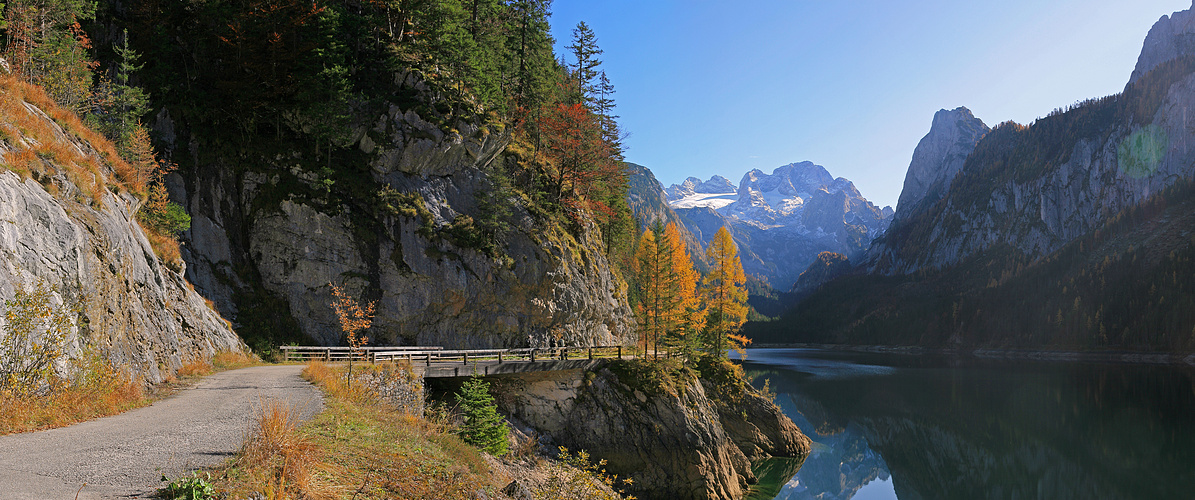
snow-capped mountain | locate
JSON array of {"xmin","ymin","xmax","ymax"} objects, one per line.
[{"xmin": 665, "ymin": 162, "xmax": 892, "ymax": 289}]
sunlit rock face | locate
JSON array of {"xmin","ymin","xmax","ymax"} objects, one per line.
[
  {"xmin": 489, "ymin": 362, "xmax": 810, "ymax": 500},
  {"xmin": 664, "ymin": 163, "xmax": 891, "ymax": 289},
  {"xmin": 0, "ymin": 103, "xmax": 243, "ymax": 384},
  {"xmin": 893, "ymin": 107, "xmax": 989, "ymax": 221},
  {"xmin": 1130, "ymin": 2, "xmax": 1195, "ymax": 85}
]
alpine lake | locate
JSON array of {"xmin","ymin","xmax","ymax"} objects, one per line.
[{"xmin": 736, "ymin": 348, "xmax": 1195, "ymax": 500}]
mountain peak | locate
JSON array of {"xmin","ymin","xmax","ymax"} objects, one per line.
[
  {"xmin": 1129, "ymin": 1, "xmax": 1195, "ymax": 85},
  {"xmin": 894, "ymin": 107, "xmax": 989, "ymax": 219}
]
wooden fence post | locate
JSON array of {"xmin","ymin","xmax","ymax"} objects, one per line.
[
  {"xmin": 617, "ymin": 346, "xmax": 622, "ymax": 359},
  {"xmin": 463, "ymin": 352, "xmax": 468, "ymax": 365},
  {"xmin": 588, "ymin": 347, "xmax": 593, "ymax": 360},
  {"xmin": 530, "ymin": 349, "xmax": 536, "ymax": 363},
  {"xmin": 498, "ymin": 352, "xmax": 503, "ymax": 364}
]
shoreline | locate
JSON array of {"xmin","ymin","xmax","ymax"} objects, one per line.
[{"xmin": 748, "ymin": 343, "xmax": 1195, "ymax": 366}]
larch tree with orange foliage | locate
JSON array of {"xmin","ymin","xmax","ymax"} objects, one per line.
[
  {"xmin": 329, "ymin": 283, "xmax": 375, "ymax": 381},
  {"xmin": 662, "ymin": 222, "xmax": 703, "ymax": 358},
  {"xmin": 634, "ymin": 226, "xmax": 669, "ymax": 357},
  {"xmin": 634, "ymin": 222, "xmax": 702, "ymax": 359},
  {"xmin": 702, "ymin": 227, "xmax": 750, "ymax": 357}
]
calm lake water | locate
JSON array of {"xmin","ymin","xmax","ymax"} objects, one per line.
[{"xmin": 735, "ymin": 348, "xmax": 1195, "ymax": 500}]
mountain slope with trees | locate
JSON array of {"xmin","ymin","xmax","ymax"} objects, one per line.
[
  {"xmin": 40, "ymin": 0, "xmax": 641, "ymax": 350},
  {"xmin": 752, "ymin": 4, "xmax": 1195, "ymax": 350}
]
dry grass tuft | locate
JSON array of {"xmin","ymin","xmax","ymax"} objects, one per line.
[
  {"xmin": 234, "ymin": 400, "xmax": 327, "ymax": 498},
  {"xmin": 142, "ymin": 225, "xmax": 182, "ymax": 270},
  {"xmin": 177, "ymin": 359, "xmax": 214, "ymax": 377},
  {"xmin": 213, "ymin": 350, "xmax": 259, "ymax": 371},
  {"xmin": 0, "ymin": 360, "xmax": 146, "ymax": 435},
  {"xmin": 215, "ymin": 361, "xmax": 498, "ymax": 499}
]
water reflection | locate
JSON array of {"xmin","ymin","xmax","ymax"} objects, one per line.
[{"xmin": 739, "ymin": 349, "xmax": 1195, "ymax": 500}]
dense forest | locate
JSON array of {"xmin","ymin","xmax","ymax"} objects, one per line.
[{"xmin": 0, "ymin": 0, "xmax": 646, "ymax": 350}]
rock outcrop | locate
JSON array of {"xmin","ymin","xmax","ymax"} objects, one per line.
[
  {"xmin": 0, "ymin": 93, "xmax": 243, "ymax": 383},
  {"xmin": 171, "ymin": 71, "xmax": 634, "ymax": 348},
  {"xmin": 790, "ymin": 251, "xmax": 852, "ymax": 294},
  {"xmin": 1130, "ymin": 1, "xmax": 1195, "ymax": 85},
  {"xmin": 489, "ymin": 359, "xmax": 810, "ymax": 500},
  {"xmin": 893, "ymin": 107, "xmax": 989, "ymax": 220}
]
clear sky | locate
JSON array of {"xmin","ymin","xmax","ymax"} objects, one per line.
[{"xmin": 548, "ymin": 0, "xmax": 1193, "ymax": 208}]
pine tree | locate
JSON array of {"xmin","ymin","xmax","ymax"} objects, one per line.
[
  {"xmin": 455, "ymin": 376, "xmax": 509, "ymax": 456},
  {"xmin": 703, "ymin": 227, "xmax": 749, "ymax": 357}
]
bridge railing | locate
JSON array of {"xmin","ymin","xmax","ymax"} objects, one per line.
[
  {"xmin": 282, "ymin": 345, "xmax": 672, "ymax": 364},
  {"xmin": 374, "ymin": 345, "xmax": 641, "ymax": 365},
  {"xmin": 279, "ymin": 345, "xmax": 443, "ymax": 362}
]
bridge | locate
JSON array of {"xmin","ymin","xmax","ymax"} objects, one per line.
[{"xmin": 279, "ymin": 345, "xmax": 665, "ymax": 378}]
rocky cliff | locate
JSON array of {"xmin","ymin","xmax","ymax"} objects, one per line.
[
  {"xmin": 1130, "ymin": 1, "xmax": 1195, "ymax": 85},
  {"xmin": 487, "ymin": 358, "xmax": 810, "ymax": 500},
  {"xmin": 893, "ymin": 107, "xmax": 989, "ymax": 220},
  {"xmin": 0, "ymin": 83, "xmax": 243, "ymax": 383},
  {"xmin": 667, "ymin": 162, "xmax": 891, "ymax": 289},
  {"xmin": 169, "ymin": 71, "xmax": 634, "ymax": 349},
  {"xmin": 626, "ymin": 162, "xmax": 706, "ymax": 267},
  {"xmin": 762, "ymin": 2, "xmax": 1195, "ymax": 349}
]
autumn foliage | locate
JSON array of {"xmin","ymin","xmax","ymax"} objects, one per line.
[
  {"xmin": 703, "ymin": 227, "xmax": 750, "ymax": 356},
  {"xmin": 329, "ymin": 283, "xmax": 375, "ymax": 380}
]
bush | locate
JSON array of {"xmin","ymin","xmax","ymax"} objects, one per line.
[
  {"xmin": 455, "ymin": 376, "xmax": 508, "ymax": 456},
  {"xmin": 0, "ymin": 279, "xmax": 71, "ymax": 397}
]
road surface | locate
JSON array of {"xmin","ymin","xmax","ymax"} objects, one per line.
[{"xmin": 0, "ymin": 365, "xmax": 323, "ymax": 499}]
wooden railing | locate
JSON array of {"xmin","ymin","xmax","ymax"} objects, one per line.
[
  {"xmin": 373, "ymin": 345, "xmax": 630, "ymax": 365},
  {"xmin": 279, "ymin": 345, "xmax": 442, "ymax": 362},
  {"xmin": 280, "ymin": 345, "xmax": 666, "ymax": 365}
]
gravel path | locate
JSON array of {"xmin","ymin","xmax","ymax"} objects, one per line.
[{"xmin": 0, "ymin": 365, "xmax": 323, "ymax": 499}]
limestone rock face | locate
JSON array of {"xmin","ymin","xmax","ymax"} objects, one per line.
[
  {"xmin": 893, "ymin": 107, "xmax": 989, "ymax": 220},
  {"xmin": 491, "ymin": 361, "xmax": 810, "ymax": 500},
  {"xmin": 0, "ymin": 103, "xmax": 242, "ymax": 383},
  {"xmin": 176, "ymin": 72, "xmax": 633, "ymax": 348},
  {"xmin": 1130, "ymin": 1, "xmax": 1195, "ymax": 85}
]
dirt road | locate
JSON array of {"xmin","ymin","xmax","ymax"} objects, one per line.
[{"xmin": 0, "ymin": 365, "xmax": 323, "ymax": 499}]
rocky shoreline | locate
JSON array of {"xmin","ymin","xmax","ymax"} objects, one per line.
[{"xmin": 438, "ymin": 357, "xmax": 812, "ymax": 500}]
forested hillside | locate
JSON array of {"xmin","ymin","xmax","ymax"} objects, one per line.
[
  {"xmin": 0, "ymin": 0, "xmax": 640, "ymax": 350},
  {"xmin": 751, "ymin": 28, "xmax": 1195, "ymax": 350}
]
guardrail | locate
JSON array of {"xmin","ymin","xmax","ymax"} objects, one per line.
[
  {"xmin": 279, "ymin": 345, "xmax": 443, "ymax": 362},
  {"xmin": 281, "ymin": 344, "xmax": 670, "ymax": 365}
]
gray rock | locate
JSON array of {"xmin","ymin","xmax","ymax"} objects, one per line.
[
  {"xmin": 0, "ymin": 102, "xmax": 243, "ymax": 383},
  {"xmin": 180, "ymin": 77, "xmax": 633, "ymax": 348},
  {"xmin": 894, "ymin": 107, "xmax": 989, "ymax": 220},
  {"xmin": 1130, "ymin": 1, "xmax": 1195, "ymax": 85}
]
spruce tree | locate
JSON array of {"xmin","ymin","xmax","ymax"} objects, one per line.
[{"xmin": 455, "ymin": 376, "xmax": 509, "ymax": 456}]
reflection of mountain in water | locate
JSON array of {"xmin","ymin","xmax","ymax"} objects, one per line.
[
  {"xmin": 744, "ymin": 355, "xmax": 1195, "ymax": 500},
  {"xmin": 746, "ymin": 385, "xmax": 892, "ymax": 500}
]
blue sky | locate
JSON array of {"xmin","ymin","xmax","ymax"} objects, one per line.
[{"xmin": 549, "ymin": 0, "xmax": 1192, "ymax": 208}]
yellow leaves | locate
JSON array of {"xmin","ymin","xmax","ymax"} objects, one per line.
[
  {"xmin": 703, "ymin": 227, "xmax": 749, "ymax": 355},
  {"xmin": 329, "ymin": 283, "xmax": 375, "ymax": 350},
  {"xmin": 634, "ymin": 223, "xmax": 702, "ymax": 355}
]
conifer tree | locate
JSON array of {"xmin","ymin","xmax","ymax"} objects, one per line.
[
  {"xmin": 566, "ymin": 21, "xmax": 602, "ymax": 107},
  {"xmin": 703, "ymin": 227, "xmax": 749, "ymax": 356},
  {"xmin": 455, "ymin": 376, "xmax": 509, "ymax": 456},
  {"xmin": 662, "ymin": 222, "xmax": 702, "ymax": 357},
  {"xmin": 634, "ymin": 226, "xmax": 668, "ymax": 356}
]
